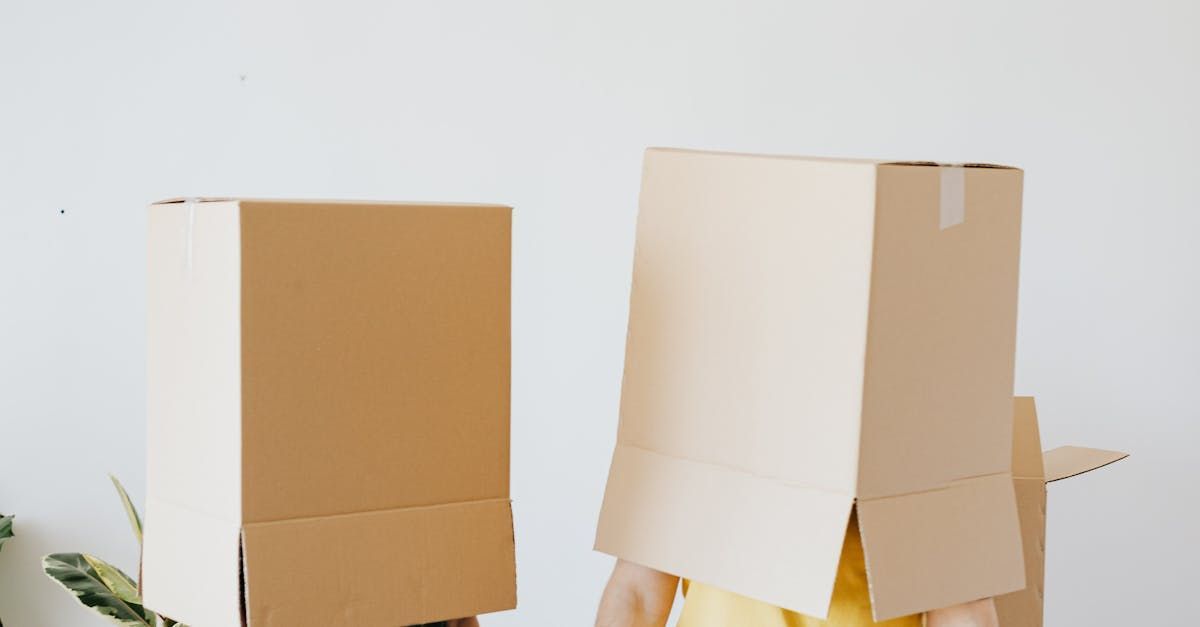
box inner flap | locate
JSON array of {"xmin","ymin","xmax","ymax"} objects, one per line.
[
  {"xmin": 141, "ymin": 497, "xmax": 243, "ymax": 627},
  {"xmin": 993, "ymin": 478, "xmax": 1048, "ymax": 627},
  {"xmin": 595, "ymin": 443, "xmax": 853, "ymax": 620},
  {"xmin": 1011, "ymin": 397, "xmax": 1045, "ymax": 479},
  {"xmin": 856, "ymin": 473, "xmax": 1026, "ymax": 620},
  {"xmin": 241, "ymin": 498, "xmax": 515, "ymax": 626},
  {"xmin": 1042, "ymin": 446, "xmax": 1128, "ymax": 483}
]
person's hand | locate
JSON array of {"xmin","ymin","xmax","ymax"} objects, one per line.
[
  {"xmin": 595, "ymin": 559, "xmax": 679, "ymax": 627},
  {"xmin": 925, "ymin": 598, "xmax": 999, "ymax": 627}
]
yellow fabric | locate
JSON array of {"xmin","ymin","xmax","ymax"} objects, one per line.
[{"xmin": 677, "ymin": 514, "xmax": 922, "ymax": 627}]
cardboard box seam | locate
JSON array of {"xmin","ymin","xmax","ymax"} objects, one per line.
[
  {"xmin": 613, "ymin": 442, "xmax": 1014, "ymax": 503},
  {"xmin": 244, "ymin": 496, "xmax": 512, "ymax": 528}
]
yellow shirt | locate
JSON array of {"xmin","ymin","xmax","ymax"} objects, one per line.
[{"xmin": 677, "ymin": 514, "xmax": 922, "ymax": 627}]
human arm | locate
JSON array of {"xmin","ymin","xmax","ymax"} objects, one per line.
[
  {"xmin": 925, "ymin": 597, "xmax": 999, "ymax": 627},
  {"xmin": 596, "ymin": 559, "xmax": 680, "ymax": 627}
]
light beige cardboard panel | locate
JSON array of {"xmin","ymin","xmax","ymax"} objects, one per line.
[
  {"xmin": 596, "ymin": 443, "xmax": 853, "ymax": 620},
  {"xmin": 1042, "ymin": 446, "xmax": 1129, "ymax": 483},
  {"xmin": 856, "ymin": 473, "xmax": 1026, "ymax": 621},
  {"xmin": 141, "ymin": 499, "xmax": 243, "ymax": 627},
  {"xmin": 145, "ymin": 200, "xmax": 242, "ymax": 522},
  {"xmin": 617, "ymin": 149, "xmax": 878, "ymax": 494},
  {"xmin": 143, "ymin": 200, "xmax": 244, "ymax": 625},
  {"xmin": 597, "ymin": 150, "xmax": 1029, "ymax": 619}
]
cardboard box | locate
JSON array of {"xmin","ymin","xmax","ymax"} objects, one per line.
[
  {"xmin": 595, "ymin": 148, "xmax": 1029, "ymax": 620},
  {"xmin": 143, "ymin": 199, "xmax": 515, "ymax": 626},
  {"xmin": 996, "ymin": 398, "xmax": 1127, "ymax": 626}
]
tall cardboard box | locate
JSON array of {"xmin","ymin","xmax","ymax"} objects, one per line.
[
  {"xmin": 997, "ymin": 398, "xmax": 1126, "ymax": 626},
  {"xmin": 144, "ymin": 199, "xmax": 515, "ymax": 626},
  {"xmin": 596, "ymin": 148, "xmax": 1027, "ymax": 620}
]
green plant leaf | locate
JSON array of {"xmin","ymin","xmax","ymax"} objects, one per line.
[
  {"xmin": 43, "ymin": 553, "xmax": 154, "ymax": 626},
  {"xmin": 83, "ymin": 555, "xmax": 141, "ymax": 606},
  {"xmin": 109, "ymin": 475, "xmax": 143, "ymax": 546},
  {"xmin": 0, "ymin": 514, "xmax": 12, "ymax": 552}
]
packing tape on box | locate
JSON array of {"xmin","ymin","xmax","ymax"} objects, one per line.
[{"xmin": 939, "ymin": 166, "xmax": 965, "ymax": 229}]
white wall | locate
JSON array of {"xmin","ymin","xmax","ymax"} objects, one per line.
[{"xmin": 1, "ymin": 1, "xmax": 1195, "ymax": 625}]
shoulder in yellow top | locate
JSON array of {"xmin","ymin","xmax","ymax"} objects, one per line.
[{"xmin": 677, "ymin": 514, "xmax": 921, "ymax": 627}]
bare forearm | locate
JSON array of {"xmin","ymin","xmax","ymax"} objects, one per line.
[
  {"xmin": 925, "ymin": 597, "xmax": 999, "ymax": 627},
  {"xmin": 596, "ymin": 560, "xmax": 679, "ymax": 627}
]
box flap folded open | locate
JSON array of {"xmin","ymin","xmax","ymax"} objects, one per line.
[
  {"xmin": 596, "ymin": 443, "xmax": 852, "ymax": 619},
  {"xmin": 242, "ymin": 499, "xmax": 515, "ymax": 626},
  {"xmin": 995, "ymin": 398, "xmax": 1128, "ymax": 627},
  {"xmin": 1042, "ymin": 446, "xmax": 1129, "ymax": 483},
  {"xmin": 857, "ymin": 473, "xmax": 1025, "ymax": 620}
]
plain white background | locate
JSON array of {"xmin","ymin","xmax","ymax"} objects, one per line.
[{"xmin": 1, "ymin": 1, "xmax": 1196, "ymax": 625}]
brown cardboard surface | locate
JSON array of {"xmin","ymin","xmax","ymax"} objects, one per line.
[
  {"xmin": 994, "ymin": 479, "xmax": 1047, "ymax": 627},
  {"xmin": 242, "ymin": 499, "xmax": 515, "ymax": 626},
  {"xmin": 858, "ymin": 164, "xmax": 1023, "ymax": 499},
  {"xmin": 596, "ymin": 148, "xmax": 1026, "ymax": 619},
  {"xmin": 238, "ymin": 201, "xmax": 510, "ymax": 522},
  {"xmin": 1043, "ymin": 446, "xmax": 1129, "ymax": 483},
  {"xmin": 144, "ymin": 199, "xmax": 514, "ymax": 626},
  {"xmin": 994, "ymin": 397, "xmax": 1048, "ymax": 627},
  {"xmin": 994, "ymin": 398, "xmax": 1128, "ymax": 627},
  {"xmin": 856, "ymin": 474, "xmax": 1025, "ymax": 620}
]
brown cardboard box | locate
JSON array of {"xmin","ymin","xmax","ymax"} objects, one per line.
[
  {"xmin": 595, "ymin": 148, "xmax": 1029, "ymax": 620},
  {"xmin": 996, "ymin": 398, "xmax": 1127, "ymax": 626},
  {"xmin": 143, "ymin": 199, "xmax": 515, "ymax": 626}
]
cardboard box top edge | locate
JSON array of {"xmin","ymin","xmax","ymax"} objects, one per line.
[
  {"xmin": 646, "ymin": 146, "xmax": 1022, "ymax": 171},
  {"xmin": 151, "ymin": 196, "xmax": 512, "ymax": 210}
]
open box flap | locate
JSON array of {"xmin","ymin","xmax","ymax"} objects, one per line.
[
  {"xmin": 856, "ymin": 473, "xmax": 1026, "ymax": 621},
  {"xmin": 595, "ymin": 443, "xmax": 853, "ymax": 620},
  {"xmin": 241, "ymin": 499, "xmax": 516, "ymax": 626},
  {"xmin": 1043, "ymin": 446, "xmax": 1129, "ymax": 483}
]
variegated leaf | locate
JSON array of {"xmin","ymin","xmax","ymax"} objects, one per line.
[
  {"xmin": 0, "ymin": 514, "xmax": 12, "ymax": 552},
  {"xmin": 43, "ymin": 553, "xmax": 154, "ymax": 626},
  {"xmin": 83, "ymin": 555, "xmax": 141, "ymax": 606},
  {"xmin": 109, "ymin": 475, "xmax": 143, "ymax": 546}
]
